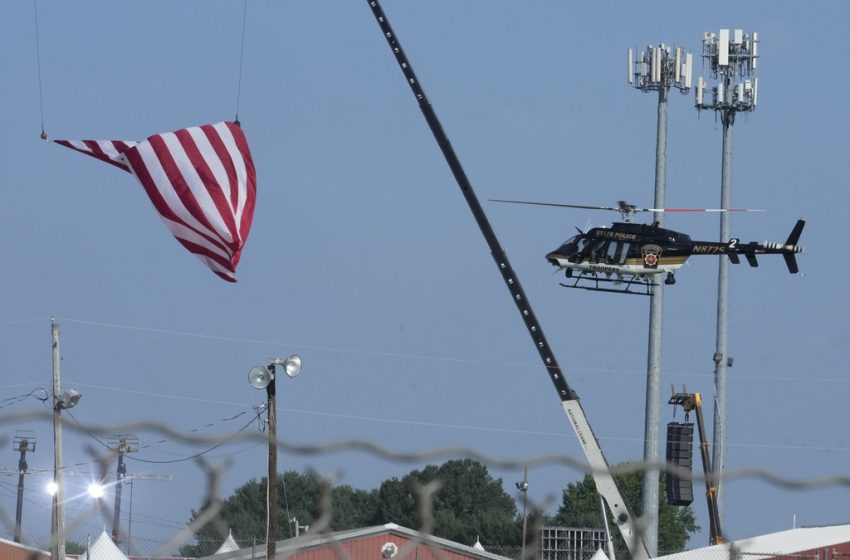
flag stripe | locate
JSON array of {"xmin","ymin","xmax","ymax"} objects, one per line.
[
  {"xmin": 160, "ymin": 131, "xmax": 234, "ymax": 246},
  {"xmin": 202, "ymin": 125, "xmax": 241, "ymax": 227},
  {"xmin": 218, "ymin": 123, "xmax": 256, "ymax": 241},
  {"xmin": 55, "ymin": 140, "xmax": 132, "ymax": 172},
  {"xmin": 178, "ymin": 128, "xmax": 239, "ymax": 247}
]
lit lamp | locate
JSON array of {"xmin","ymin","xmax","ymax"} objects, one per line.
[{"xmin": 248, "ymin": 355, "xmax": 302, "ymax": 560}]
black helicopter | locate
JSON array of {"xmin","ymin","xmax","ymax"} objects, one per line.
[{"xmin": 492, "ymin": 199, "xmax": 805, "ymax": 295}]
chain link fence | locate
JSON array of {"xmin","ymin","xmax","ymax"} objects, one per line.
[{"xmin": 2, "ymin": 411, "xmax": 849, "ymax": 560}]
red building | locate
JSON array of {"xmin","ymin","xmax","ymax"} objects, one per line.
[{"xmin": 200, "ymin": 524, "xmax": 511, "ymax": 560}]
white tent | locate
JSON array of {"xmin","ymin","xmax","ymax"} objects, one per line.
[
  {"xmin": 77, "ymin": 531, "xmax": 128, "ymax": 560},
  {"xmin": 589, "ymin": 549, "xmax": 610, "ymax": 560},
  {"xmin": 214, "ymin": 530, "xmax": 240, "ymax": 555}
]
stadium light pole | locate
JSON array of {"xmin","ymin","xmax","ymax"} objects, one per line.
[
  {"xmin": 628, "ymin": 42, "xmax": 692, "ymax": 557},
  {"xmin": 248, "ymin": 355, "xmax": 302, "ymax": 560},
  {"xmin": 694, "ymin": 29, "xmax": 759, "ymax": 520}
]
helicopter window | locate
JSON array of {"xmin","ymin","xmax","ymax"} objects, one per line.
[
  {"xmin": 588, "ymin": 239, "xmax": 607, "ymax": 262},
  {"xmin": 606, "ymin": 242, "xmax": 619, "ymax": 263},
  {"xmin": 570, "ymin": 237, "xmax": 588, "ymax": 259},
  {"xmin": 610, "ymin": 242, "xmax": 631, "ymax": 264}
]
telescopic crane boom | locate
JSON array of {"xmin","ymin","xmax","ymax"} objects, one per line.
[{"xmin": 365, "ymin": 3, "xmax": 649, "ymax": 558}]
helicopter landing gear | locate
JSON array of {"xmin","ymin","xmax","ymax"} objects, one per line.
[{"xmin": 665, "ymin": 272, "xmax": 676, "ymax": 285}]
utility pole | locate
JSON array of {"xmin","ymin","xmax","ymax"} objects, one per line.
[
  {"xmin": 13, "ymin": 432, "xmax": 37, "ymax": 543},
  {"xmin": 628, "ymin": 43, "xmax": 692, "ymax": 557},
  {"xmin": 248, "ymin": 355, "xmax": 302, "ymax": 560},
  {"xmin": 49, "ymin": 318, "xmax": 82, "ymax": 560},
  {"xmin": 694, "ymin": 29, "xmax": 759, "ymax": 517},
  {"xmin": 51, "ymin": 318, "xmax": 66, "ymax": 560},
  {"xmin": 109, "ymin": 435, "xmax": 139, "ymax": 545}
]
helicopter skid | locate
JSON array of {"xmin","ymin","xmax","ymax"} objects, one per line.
[{"xmin": 559, "ymin": 271, "xmax": 653, "ymax": 296}]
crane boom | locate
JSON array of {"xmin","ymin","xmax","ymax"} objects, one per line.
[{"xmin": 365, "ymin": 3, "xmax": 648, "ymax": 557}]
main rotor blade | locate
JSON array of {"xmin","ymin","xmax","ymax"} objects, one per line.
[
  {"xmin": 489, "ymin": 199, "xmax": 620, "ymax": 212},
  {"xmin": 491, "ymin": 198, "xmax": 765, "ymax": 214},
  {"xmin": 645, "ymin": 207, "xmax": 766, "ymax": 213}
]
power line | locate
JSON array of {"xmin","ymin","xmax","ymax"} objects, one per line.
[{"xmin": 64, "ymin": 408, "xmax": 264, "ymax": 465}]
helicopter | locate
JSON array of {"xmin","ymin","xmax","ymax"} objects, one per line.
[{"xmin": 491, "ymin": 199, "xmax": 805, "ymax": 295}]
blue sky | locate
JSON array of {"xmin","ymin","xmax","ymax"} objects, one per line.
[{"xmin": 1, "ymin": 0, "xmax": 848, "ymax": 554}]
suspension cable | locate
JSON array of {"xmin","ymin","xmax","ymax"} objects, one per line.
[
  {"xmin": 234, "ymin": 0, "xmax": 248, "ymax": 125},
  {"xmin": 33, "ymin": 0, "xmax": 47, "ymax": 139}
]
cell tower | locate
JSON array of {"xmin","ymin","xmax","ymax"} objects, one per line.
[
  {"xmin": 627, "ymin": 43, "xmax": 692, "ymax": 558},
  {"xmin": 694, "ymin": 28, "xmax": 759, "ymax": 520}
]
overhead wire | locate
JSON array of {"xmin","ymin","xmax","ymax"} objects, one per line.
[
  {"xmin": 64, "ymin": 407, "xmax": 264, "ymax": 465},
  {"xmin": 234, "ymin": 0, "xmax": 248, "ymax": 125},
  {"xmin": 50, "ymin": 315, "xmax": 850, "ymax": 385},
  {"xmin": 32, "ymin": 0, "xmax": 47, "ymax": 140},
  {"xmin": 0, "ymin": 387, "xmax": 49, "ymax": 410}
]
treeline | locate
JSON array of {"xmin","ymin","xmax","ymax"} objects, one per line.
[{"xmin": 181, "ymin": 459, "xmax": 697, "ymax": 557}]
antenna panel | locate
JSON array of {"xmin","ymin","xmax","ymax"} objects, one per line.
[
  {"xmin": 733, "ymin": 29, "xmax": 743, "ymax": 45},
  {"xmin": 718, "ymin": 29, "xmax": 730, "ymax": 66}
]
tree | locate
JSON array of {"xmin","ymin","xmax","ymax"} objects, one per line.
[
  {"xmin": 373, "ymin": 459, "xmax": 520, "ymax": 547},
  {"xmin": 181, "ymin": 461, "xmax": 522, "ymax": 557},
  {"xmin": 553, "ymin": 464, "xmax": 698, "ymax": 556},
  {"xmin": 181, "ymin": 470, "xmax": 378, "ymax": 557},
  {"xmin": 65, "ymin": 541, "xmax": 86, "ymax": 555}
]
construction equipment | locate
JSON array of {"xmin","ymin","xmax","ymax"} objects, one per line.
[
  {"xmin": 668, "ymin": 389, "xmax": 724, "ymax": 545},
  {"xmin": 365, "ymin": 2, "xmax": 649, "ymax": 557}
]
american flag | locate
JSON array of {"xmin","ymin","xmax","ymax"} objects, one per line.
[{"xmin": 55, "ymin": 122, "xmax": 256, "ymax": 282}]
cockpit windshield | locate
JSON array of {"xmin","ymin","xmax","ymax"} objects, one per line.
[{"xmin": 561, "ymin": 234, "xmax": 586, "ymax": 256}]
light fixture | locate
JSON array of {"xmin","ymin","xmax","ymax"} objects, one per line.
[
  {"xmin": 248, "ymin": 355, "xmax": 302, "ymax": 389},
  {"xmin": 57, "ymin": 389, "xmax": 81, "ymax": 410},
  {"xmin": 271, "ymin": 354, "xmax": 302, "ymax": 379},
  {"xmin": 46, "ymin": 481, "xmax": 58, "ymax": 496},
  {"xmin": 87, "ymin": 483, "xmax": 105, "ymax": 499},
  {"xmin": 248, "ymin": 366, "xmax": 272, "ymax": 390}
]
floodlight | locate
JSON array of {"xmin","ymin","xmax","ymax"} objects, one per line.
[
  {"xmin": 87, "ymin": 483, "xmax": 105, "ymax": 499},
  {"xmin": 58, "ymin": 389, "xmax": 81, "ymax": 410},
  {"xmin": 46, "ymin": 481, "xmax": 58, "ymax": 496},
  {"xmin": 248, "ymin": 366, "xmax": 273, "ymax": 390},
  {"xmin": 282, "ymin": 354, "xmax": 302, "ymax": 378}
]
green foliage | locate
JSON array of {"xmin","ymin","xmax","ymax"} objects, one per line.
[
  {"xmin": 180, "ymin": 470, "xmax": 378, "ymax": 557},
  {"xmin": 65, "ymin": 541, "xmax": 86, "ymax": 555},
  {"xmin": 372, "ymin": 459, "xmax": 520, "ymax": 547},
  {"xmin": 182, "ymin": 460, "xmax": 522, "ymax": 556},
  {"xmin": 553, "ymin": 464, "xmax": 699, "ymax": 556}
]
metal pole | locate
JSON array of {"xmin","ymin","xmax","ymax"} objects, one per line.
[
  {"xmin": 642, "ymin": 84, "xmax": 668, "ymax": 558},
  {"xmin": 127, "ymin": 479, "xmax": 134, "ymax": 554},
  {"xmin": 266, "ymin": 373, "xmax": 277, "ymax": 560},
  {"xmin": 51, "ymin": 318, "xmax": 66, "ymax": 560},
  {"xmin": 712, "ymin": 106, "xmax": 734, "ymax": 519},
  {"xmin": 112, "ymin": 443, "xmax": 127, "ymax": 544},
  {"xmin": 519, "ymin": 466, "xmax": 529, "ymax": 560},
  {"xmin": 14, "ymin": 439, "xmax": 31, "ymax": 543}
]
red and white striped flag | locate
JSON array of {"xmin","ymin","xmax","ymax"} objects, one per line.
[{"xmin": 55, "ymin": 122, "xmax": 256, "ymax": 282}]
